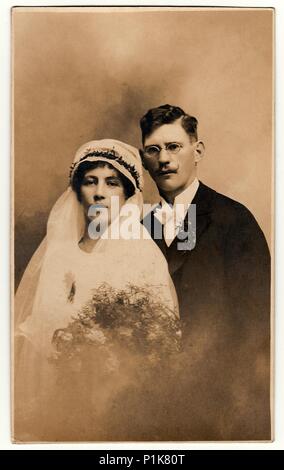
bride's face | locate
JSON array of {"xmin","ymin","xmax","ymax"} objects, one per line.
[{"xmin": 80, "ymin": 166, "xmax": 127, "ymax": 224}]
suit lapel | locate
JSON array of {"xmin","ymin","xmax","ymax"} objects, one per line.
[
  {"xmin": 143, "ymin": 206, "xmax": 168, "ymax": 256},
  {"xmin": 142, "ymin": 182, "xmax": 215, "ymax": 275},
  {"xmin": 167, "ymin": 182, "xmax": 214, "ymax": 275}
]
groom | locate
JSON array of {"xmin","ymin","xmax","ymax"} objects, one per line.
[{"xmin": 141, "ymin": 104, "xmax": 271, "ymax": 439}]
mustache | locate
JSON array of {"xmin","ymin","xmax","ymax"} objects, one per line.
[{"xmin": 156, "ymin": 168, "xmax": 178, "ymax": 176}]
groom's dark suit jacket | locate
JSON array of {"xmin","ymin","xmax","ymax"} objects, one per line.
[{"xmin": 142, "ymin": 182, "xmax": 271, "ymax": 440}]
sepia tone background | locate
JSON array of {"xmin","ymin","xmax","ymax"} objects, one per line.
[{"xmin": 13, "ymin": 7, "xmax": 273, "ymax": 287}]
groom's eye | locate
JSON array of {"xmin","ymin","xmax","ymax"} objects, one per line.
[
  {"xmin": 145, "ymin": 146, "xmax": 160, "ymax": 157},
  {"xmin": 166, "ymin": 142, "xmax": 182, "ymax": 152}
]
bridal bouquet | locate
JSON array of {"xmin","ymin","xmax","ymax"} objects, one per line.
[{"xmin": 49, "ymin": 283, "xmax": 181, "ymax": 376}]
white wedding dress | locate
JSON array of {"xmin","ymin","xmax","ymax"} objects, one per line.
[{"xmin": 14, "ymin": 188, "xmax": 178, "ymax": 441}]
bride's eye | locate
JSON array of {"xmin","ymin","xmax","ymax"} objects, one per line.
[
  {"xmin": 107, "ymin": 179, "xmax": 121, "ymax": 187},
  {"xmin": 83, "ymin": 178, "xmax": 96, "ymax": 186}
]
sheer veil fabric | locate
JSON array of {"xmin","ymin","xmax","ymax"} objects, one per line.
[{"xmin": 13, "ymin": 140, "xmax": 178, "ymax": 441}]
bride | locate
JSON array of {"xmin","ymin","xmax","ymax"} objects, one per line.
[{"xmin": 14, "ymin": 139, "xmax": 180, "ymax": 441}]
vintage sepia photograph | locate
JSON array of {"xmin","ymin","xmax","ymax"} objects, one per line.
[{"xmin": 12, "ymin": 6, "xmax": 273, "ymax": 442}]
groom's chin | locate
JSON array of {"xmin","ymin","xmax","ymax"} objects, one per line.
[{"xmin": 154, "ymin": 178, "xmax": 180, "ymax": 192}]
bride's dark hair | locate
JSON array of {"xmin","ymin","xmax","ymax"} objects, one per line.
[{"xmin": 72, "ymin": 160, "xmax": 135, "ymax": 202}]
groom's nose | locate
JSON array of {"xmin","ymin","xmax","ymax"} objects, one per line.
[{"xmin": 158, "ymin": 148, "xmax": 171, "ymax": 165}]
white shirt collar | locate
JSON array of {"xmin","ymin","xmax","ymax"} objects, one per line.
[
  {"xmin": 171, "ymin": 177, "xmax": 199, "ymax": 209},
  {"xmin": 154, "ymin": 178, "xmax": 199, "ymax": 246},
  {"xmin": 157, "ymin": 178, "xmax": 199, "ymax": 220}
]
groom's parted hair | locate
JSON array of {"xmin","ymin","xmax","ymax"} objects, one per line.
[{"xmin": 140, "ymin": 104, "xmax": 198, "ymax": 144}]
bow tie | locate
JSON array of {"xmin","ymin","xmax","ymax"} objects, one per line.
[
  {"xmin": 154, "ymin": 204, "xmax": 189, "ymax": 246},
  {"xmin": 154, "ymin": 204, "xmax": 188, "ymax": 227},
  {"xmin": 154, "ymin": 204, "xmax": 174, "ymax": 225}
]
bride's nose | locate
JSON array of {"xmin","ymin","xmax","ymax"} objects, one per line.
[{"xmin": 93, "ymin": 180, "xmax": 106, "ymax": 200}]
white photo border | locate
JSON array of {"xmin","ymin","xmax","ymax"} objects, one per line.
[{"xmin": 1, "ymin": 0, "xmax": 283, "ymax": 451}]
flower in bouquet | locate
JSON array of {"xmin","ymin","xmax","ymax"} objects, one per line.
[{"xmin": 50, "ymin": 283, "xmax": 182, "ymax": 375}]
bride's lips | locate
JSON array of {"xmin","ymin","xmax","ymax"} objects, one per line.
[{"xmin": 92, "ymin": 203, "xmax": 108, "ymax": 209}]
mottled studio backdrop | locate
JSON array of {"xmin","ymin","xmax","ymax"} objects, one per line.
[{"xmin": 14, "ymin": 7, "xmax": 273, "ymax": 287}]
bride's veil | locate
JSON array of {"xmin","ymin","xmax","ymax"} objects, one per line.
[
  {"xmin": 14, "ymin": 140, "xmax": 177, "ymax": 336},
  {"xmin": 13, "ymin": 140, "xmax": 179, "ymax": 441}
]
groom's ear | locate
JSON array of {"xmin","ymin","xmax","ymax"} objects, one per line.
[
  {"xmin": 193, "ymin": 140, "xmax": 205, "ymax": 163},
  {"xmin": 139, "ymin": 149, "xmax": 148, "ymax": 170}
]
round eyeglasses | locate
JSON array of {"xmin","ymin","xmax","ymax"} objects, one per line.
[{"xmin": 143, "ymin": 142, "xmax": 183, "ymax": 159}]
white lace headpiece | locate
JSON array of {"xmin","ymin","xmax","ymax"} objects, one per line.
[{"xmin": 69, "ymin": 139, "xmax": 144, "ymax": 192}]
